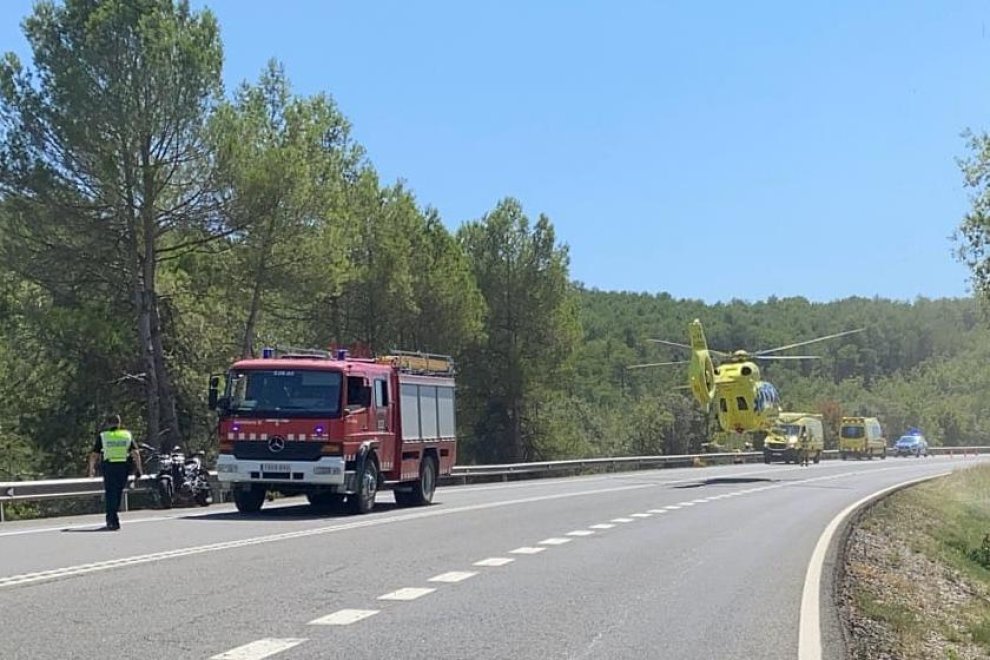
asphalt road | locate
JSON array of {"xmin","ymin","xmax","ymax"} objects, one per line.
[{"xmin": 0, "ymin": 454, "xmax": 982, "ymax": 660}]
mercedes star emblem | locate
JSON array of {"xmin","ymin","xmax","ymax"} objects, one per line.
[{"xmin": 268, "ymin": 436, "xmax": 286, "ymax": 453}]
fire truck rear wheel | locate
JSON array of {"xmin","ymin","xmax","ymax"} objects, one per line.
[
  {"xmin": 233, "ymin": 486, "xmax": 266, "ymax": 513},
  {"xmin": 410, "ymin": 455, "xmax": 437, "ymax": 506},
  {"xmin": 348, "ymin": 458, "xmax": 378, "ymax": 514}
]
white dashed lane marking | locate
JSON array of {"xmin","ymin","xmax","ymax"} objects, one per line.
[
  {"xmin": 566, "ymin": 530, "xmax": 595, "ymax": 536},
  {"xmin": 308, "ymin": 609, "xmax": 379, "ymax": 626},
  {"xmin": 474, "ymin": 557, "xmax": 514, "ymax": 567},
  {"xmin": 539, "ymin": 538, "xmax": 572, "ymax": 546},
  {"xmin": 647, "ymin": 509, "xmax": 669, "ymax": 514},
  {"xmin": 378, "ymin": 587, "xmax": 436, "ymax": 601},
  {"xmin": 429, "ymin": 571, "xmax": 478, "ymax": 583},
  {"xmin": 210, "ymin": 638, "xmax": 307, "ymax": 660},
  {"xmin": 590, "ymin": 523, "xmax": 615, "ymax": 529},
  {"xmin": 631, "ymin": 513, "xmax": 652, "ymax": 518},
  {"xmin": 664, "ymin": 505, "xmax": 681, "ymax": 510},
  {"xmin": 510, "ymin": 546, "xmax": 546, "ymax": 555},
  {"xmin": 611, "ymin": 517, "xmax": 635, "ymax": 523}
]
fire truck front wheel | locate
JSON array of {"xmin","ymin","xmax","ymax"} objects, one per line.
[
  {"xmin": 233, "ymin": 486, "xmax": 266, "ymax": 513},
  {"xmin": 347, "ymin": 458, "xmax": 378, "ymax": 515}
]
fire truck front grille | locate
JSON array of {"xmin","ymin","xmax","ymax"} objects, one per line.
[{"xmin": 233, "ymin": 441, "xmax": 323, "ymax": 461}]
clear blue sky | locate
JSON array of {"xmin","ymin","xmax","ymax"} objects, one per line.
[{"xmin": 3, "ymin": 1, "xmax": 989, "ymax": 303}]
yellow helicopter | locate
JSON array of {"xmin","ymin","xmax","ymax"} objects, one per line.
[{"xmin": 628, "ymin": 320, "xmax": 863, "ymax": 436}]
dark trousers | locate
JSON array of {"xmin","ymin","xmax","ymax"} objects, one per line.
[{"xmin": 102, "ymin": 462, "xmax": 129, "ymax": 528}]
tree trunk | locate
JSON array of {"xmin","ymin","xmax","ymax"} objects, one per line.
[
  {"xmin": 122, "ymin": 148, "xmax": 160, "ymax": 449},
  {"xmin": 149, "ymin": 293, "xmax": 180, "ymax": 450},
  {"xmin": 133, "ymin": 267, "xmax": 160, "ymax": 449},
  {"xmin": 241, "ymin": 214, "xmax": 277, "ymax": 358},
  {"xmin": 141, "ymin": 144, "xmax": 180, "ymax": 451}
]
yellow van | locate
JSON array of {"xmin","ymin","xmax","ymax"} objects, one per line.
[
  {"xmin": 839, "ymin": 416, "xmax": 886, "ymax": 460},
  {"xmin": 763, "ymin": 412, "xmax": 824, "ymax": 464}
]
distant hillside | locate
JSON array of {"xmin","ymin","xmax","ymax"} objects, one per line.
[{"xmin": 562, "ymin": 290, "xmax": 990, "ymax": 454}]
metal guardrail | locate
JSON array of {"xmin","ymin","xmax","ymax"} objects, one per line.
[{"xmin": 1, "ymin": 445, "xmax": 987, "ymax": 522}]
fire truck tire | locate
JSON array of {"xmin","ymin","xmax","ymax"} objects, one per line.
[
  {"xmin": 348, "ymin": 458, "xmax": 378, "ymax": 515},
  {"xmin": 233, "ymin": 486, "xmax": 266, "ymax": 513},
  {"xmin": 409, "ymin": 455, "xmax": 438, "ymax": 506}
]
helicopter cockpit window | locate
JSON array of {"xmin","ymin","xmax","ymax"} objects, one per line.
[{"xmin": 736, "ymin": 397, "xmax": 748, "ymax": 411}]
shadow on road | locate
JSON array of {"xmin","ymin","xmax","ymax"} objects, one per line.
[
  {"xmin": 61, "ymin": 527, "xmax": 115, "ymax": 533},
  {"xmin": 179, "ymin": 500, "xmax": 404, "ymax": 522},
  {"xmin": 673, "ymin": 477, "xmax": 775, "ymax": 489}
]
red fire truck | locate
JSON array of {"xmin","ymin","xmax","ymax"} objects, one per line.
[{"xmin": 209, "ymin": 348, "xmax": 457, "ymax": 514}]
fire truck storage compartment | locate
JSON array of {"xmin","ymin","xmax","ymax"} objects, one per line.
[{"xmin": 400, "ymin": 378, "xmax": 455, "ymax": 441}]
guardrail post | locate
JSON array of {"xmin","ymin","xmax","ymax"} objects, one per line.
[
  {"xmin": 123, "ymin": 490, "xmax": 129, "ymax": 512},
  {"xmin": 0, "ymin": 500, "xmax": 4, "ymax": 523}
]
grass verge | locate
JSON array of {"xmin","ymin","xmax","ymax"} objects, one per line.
[{"xmin": 841, "ymin": 464, "xmax": 990, "ymax": 659}]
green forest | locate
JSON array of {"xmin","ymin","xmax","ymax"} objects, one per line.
[{"xmin": 2, "ymin": 1, "xmax": 990, "ymax": 482}]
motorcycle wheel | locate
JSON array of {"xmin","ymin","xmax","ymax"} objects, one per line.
[{"xmin": 157, "ymin": 478, "xmax": 174, "ymax": 509}]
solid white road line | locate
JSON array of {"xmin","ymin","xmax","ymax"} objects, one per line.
[
  {"xmin": 210, "ymin": 638, "xmax": 307, "ymax": 660},
  {"xmin": 474, "ymin": 557, "xmax": 514, "ymax": 567},
  {"xmin": 797, "ymin": 471, "xmax": 951, "ymax": 660},
  {"xmin": 0, "ymin": 459, "xmax": 959, "ymax": 539},
  {"xmin": 378, "ymin": 587, "xmax": 436, "ymax": 601},
  {"xmin": 429, "ymin": 571, "xmax": 478, "ymax": 583},
  {"xmin": 308, "ymin": 609, "xmax": 379, "ymax": 626},
  {"xmin": 0, "ymin": 482, "xmax": 653, "ymax": 588}
]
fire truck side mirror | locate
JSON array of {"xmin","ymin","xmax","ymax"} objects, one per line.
[{"xmin": 208, "ymin": 375, "xmax": 220, "ymax": 410}]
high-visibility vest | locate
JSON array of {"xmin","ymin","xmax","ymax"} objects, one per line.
[{"xmin": 100, "ymin": 429, "xmax": 133, "ymax": 463}]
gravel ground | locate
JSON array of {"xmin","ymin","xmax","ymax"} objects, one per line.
[{"xmin": 839, "ymin": 500, "xmax": 990, "ymax": 659}]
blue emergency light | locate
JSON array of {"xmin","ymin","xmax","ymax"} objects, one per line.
[{"xmin": 261, "ymin": 347, "xmax": 275, "ymax": 359}]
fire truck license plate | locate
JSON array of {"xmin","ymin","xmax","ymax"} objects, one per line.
[{"xmin": 261, "ymin": 463, "xmax": 290, "ymax": 472}]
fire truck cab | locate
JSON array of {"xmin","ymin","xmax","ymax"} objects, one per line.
[{"xmin": 210, "ymin": 348, "xmax": 456, "ymax": 514}]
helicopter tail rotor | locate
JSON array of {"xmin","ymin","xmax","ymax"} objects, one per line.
[{"xmin": 688, "ymin": 320, "xmax": 717, "ymax": 410}]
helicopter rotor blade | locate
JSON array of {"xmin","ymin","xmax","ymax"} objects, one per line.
[
  {"xmin": 626, "ymin": 360, "xmax": 690, "ymax": 370},
  {"xmin": 648, "ymin": 338, "xmax": 729, "ymax": 356},
  {"xmin": 752, "ymin": 328, "xmax": 865, "ymax": 356},
  {"xmin": 647, "ymin": 339, "xmax": 693, "ymax": 350},
  {"xmin": 751, "ymin": 355, "xmax": 821, "ymax": 361}
]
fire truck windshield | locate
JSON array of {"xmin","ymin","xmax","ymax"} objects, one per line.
[{"xmin": 225, "ymin": 369, "xmax": 342, "ymax": 417}]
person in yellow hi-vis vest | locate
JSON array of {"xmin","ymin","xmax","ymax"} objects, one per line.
[{"xmin": 87, "ymin": 414, "xmax": 143, "ymax": 531}]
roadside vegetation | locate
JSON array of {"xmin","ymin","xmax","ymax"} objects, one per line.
[
  {"xmin": 2, "ymin": 1, "xmax": 990, "ymax": 497},
  {"xmin": 841, "ymin": 465, "xmax": 990, "ymax": 659}
]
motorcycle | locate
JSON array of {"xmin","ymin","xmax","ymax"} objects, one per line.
[{"xmin": 139, "ymin": 443, "xmax": 212, "ymax": 508}]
